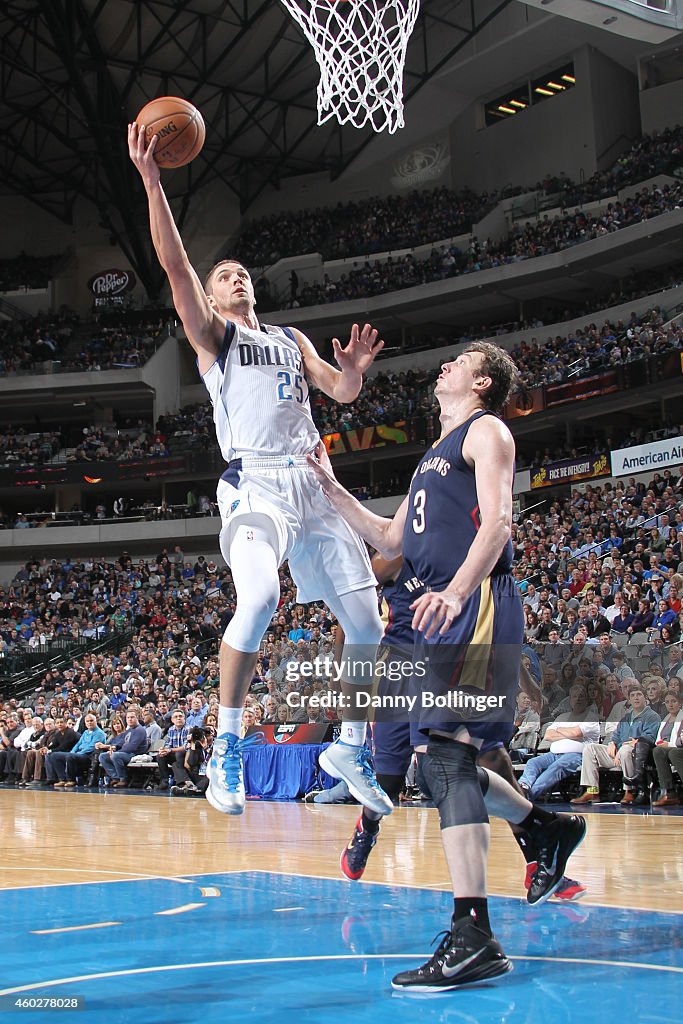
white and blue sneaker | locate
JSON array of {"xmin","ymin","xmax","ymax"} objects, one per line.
[
  {"xmin": 319, "ymin": 741, "xmax": 393, "ymax": 816},
  {"xmin": 206, "ymin": 731, "xmax": 264, "ymax": 815}
]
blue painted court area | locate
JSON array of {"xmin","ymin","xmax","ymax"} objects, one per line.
[{"xmin": 1, "ymin": 872, "xmax": 681, "ymax": 1024}]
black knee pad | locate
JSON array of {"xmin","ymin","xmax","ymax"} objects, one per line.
[{"xmin": 422, "ymin": 738, "xmax": 489, "ymax": 829}]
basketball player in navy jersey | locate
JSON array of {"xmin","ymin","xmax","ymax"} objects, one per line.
[
  {"xmin": 309, "ymin": 341, "xmax": 585, "ymax": 991},
  {"xmin": 128, "ymin": 124, "xmax": 392, "ymax": 819},
  {"xmin": 340, "ymin": 554, "xmax": 585, "ymax": 903}
]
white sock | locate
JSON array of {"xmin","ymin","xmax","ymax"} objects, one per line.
[
  {"xmin": 341, "ymin": 721, "xmax": 366, "ymax": 746},
  {"xmin": 218, "ymin": 706, "xmax": 243, "ymax": 738}
]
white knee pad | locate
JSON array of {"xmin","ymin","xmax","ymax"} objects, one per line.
[
  {"xmin": 223, "ymin": 524, "xmax": 280, "ymax": 653},
  {"xmin": 325, "ymin": 585, "xmax": 385, "ymax": 686},
  {"xmin": 328, "ymin": 585, "xmax": 384, "ymax": 647}
]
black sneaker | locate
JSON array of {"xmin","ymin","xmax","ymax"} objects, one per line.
[
  {"xmin": 527, "ymin": 814, "xmax": 586, "ymax": 906},
  {"xmin": 340, "ymin": 815, "xmax": 379, "ymax": 880},
  {"xmin": 391, "ymin": 917, "xmax": 512, "ymax": 992}
]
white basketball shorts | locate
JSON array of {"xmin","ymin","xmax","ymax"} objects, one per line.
[{"xmin": 216, "ymin": 454, "xmax": 375, "ymax": 604}]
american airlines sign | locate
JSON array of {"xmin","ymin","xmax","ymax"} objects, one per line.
[{"xmin": 611, "ymin": 435, "xmax": 683, "ymax": 477}]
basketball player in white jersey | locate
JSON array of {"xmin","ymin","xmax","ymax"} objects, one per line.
[{"xmin": 128, "ymin": 123, "xmax": 392, "ymax": 818}]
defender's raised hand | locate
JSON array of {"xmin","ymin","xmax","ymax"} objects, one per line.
[{"xmin": 306, "ymin": 440, "xmax": 338, "ymax": 498}]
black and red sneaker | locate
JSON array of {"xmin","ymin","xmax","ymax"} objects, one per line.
[
  {"xmin": 340, "ymin": 815, "xmax": 379, "ymax": 880},
  {"xmin": 523, "ymin": 861, "xmax": 538, "ymax": 891},
  {"xmin": 527, "ymin": 814, "xmax": 586, "ymax": 905},
  {"xmin": 551, "ymin": 877, "xmax": 586, "ymax": 902},
  {"xmin": 525, "ymin": 862, "xmax": 586, "ymax": 902}
]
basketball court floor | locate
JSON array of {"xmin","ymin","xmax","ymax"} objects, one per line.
[{"xmin": 2, "ymin": 791, "xmax": 682, "ymax": 1023}]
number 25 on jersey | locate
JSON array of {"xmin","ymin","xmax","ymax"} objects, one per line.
[{"xmin": 277, "ymin": 370, "xmax": 305, "ymax": 404}]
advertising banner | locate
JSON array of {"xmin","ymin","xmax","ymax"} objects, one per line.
[
  {"xmin": 531, "ymin": 453, "xmax": 610, "ymax": 489},
  {"xmin": 610, "ymin": 435, "xmax": 683, "ymax": 477}
]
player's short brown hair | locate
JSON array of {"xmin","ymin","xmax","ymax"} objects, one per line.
[
  {"xmin": 464, "ymin": 342, "xmax": 519, "ymax": 414},
  {"xmin": 203, "ymin": 258, "xmax": 247, "ymax": 295}
]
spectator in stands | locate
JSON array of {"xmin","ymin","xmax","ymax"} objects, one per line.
[
  {"xmin": 644, "ymin": 677, "xmax": 668, "ymax": 718},
  {"xmin": 262, "ymin": 696, "xmax": 281, "ymax": 723},
  {"xmin": 585, "ymin": 679, "xmax": 604, "ymax": 712},
  {"xmin": 142, "ymin": 709, "xmax": 163, "ymax": 749},
  {"xmin": 170, "ymin": 726, "xmax": 210, "ymax": 795},
  {"xmin": 518, "ymin": 685, "xmax": 600, "ymax": 799},
  {"xmin": 155, "ymin": 710, "xmax": 189, "ymax": 791},
  {"xmin": 652, "ymin": 692, "xmax": 683, "ymax": 806},
  {"xmin": 612, "ymin": 650, "xmax": 636, "ymax": 685},
  {"xmin": 651, "ymin": 598, "xmax": 677, "ymax": 635},
  {"xmin": 0, "ymin": 713, "xmax": 22, "ymax": 780},
  {"xmin": 57, "ymin": 714, "xmax": 107, "ymax": 787},
  {"xmin": 19, "ymin": 718, "xmax": 56, "ymax": 786},
  {"xmin": 109, "ymin": 686, "xmax": 127, "ymax": 713},
  {"xmin": 610, "ymin": 600, "xmax": 635, "ymax": 634},
  {"xmin": 581, "ymin": 603, "xmax": 612, "ymax": 639},
  {"xmin": 44, "ymin": 717, "xmax": 80, "ymax": 785},
  {"xmin": 571, "ymin": 685, "xmax": 661, "ymax": 804},
  {"xmin": 628, "ymin": 599, "xmax": 655, "ymax": 635},
  {"xmin": 509, "ymin": 691, "xmax": 540, "ymax": 755},
  {"xmin": 6, "ymin": 714, "xmax": 42, "ymax": 782},
  {"xmin": 97, "ymin": 709, "xmax": 148, "ymax": 787}
]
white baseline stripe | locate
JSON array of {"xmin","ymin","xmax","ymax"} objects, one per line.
[{"xmin": 0, "ymin": 953, "xmax": 681, "ymax": 996}]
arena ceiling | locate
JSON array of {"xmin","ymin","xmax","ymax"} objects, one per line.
[{"xmin": 0, "ymin": 0, "xmax": 517, "ymax": 294}]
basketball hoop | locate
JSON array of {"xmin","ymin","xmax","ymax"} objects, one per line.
[{"xmin": 278, "ymin": 0, "xmax": 420, "ymax": 134}]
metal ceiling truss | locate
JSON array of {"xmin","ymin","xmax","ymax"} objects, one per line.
[{"xmin": 0, "ymin": 0, "xmax": 513, "ymax": 296}]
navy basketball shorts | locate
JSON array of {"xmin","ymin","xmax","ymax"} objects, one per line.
[
  {"xmin": 367, "ymin": 641, "xmax": 414, "ymax": 775},
  {"xmin": 372, "ymin": 720, "xmax": 513, "ymax": 769},
  {"xmin": 409, "ymin": 573, "xmax": 524, "ymax": 748}
]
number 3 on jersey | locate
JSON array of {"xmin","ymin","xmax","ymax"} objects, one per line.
[
  {"xmin": 412, "ymin": 488, "xmax": 426, "ymax": 533},
  {"xmin": 277, "ymin": 370, "xmax": 305, "ymax": 404}
]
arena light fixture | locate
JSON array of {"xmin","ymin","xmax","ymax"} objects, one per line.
[{"xmin": 487, "ymin": 61, "xmax": 574, "ymax": 123}]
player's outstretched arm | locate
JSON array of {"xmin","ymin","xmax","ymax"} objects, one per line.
[
  {"xmin": 127, "ymin": 123, "xmax": 222, "ymax": 373},
  {"xmin": 293, "ymin": 324, "xmax": 383, "ymax": 403},
  {"xmin": 307, "ymin": 440, "xmax": 407, "ymax": 557}
]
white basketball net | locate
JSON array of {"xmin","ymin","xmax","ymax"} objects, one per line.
[{"xmin": 278, "ymin": 0, "xmax": 420, "ymax": 134}]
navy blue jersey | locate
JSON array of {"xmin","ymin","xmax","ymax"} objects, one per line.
[
  {"xmin": 402, "ymin": 410, "xmax": 513, "ymax": 589},
  {"xmin": 380, "ymin": 562, "xmax": 424, "ymax": 648}
]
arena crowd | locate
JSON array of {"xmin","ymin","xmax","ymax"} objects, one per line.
[
  {"xmin": 234, "ymin": 126, "xmax": 683, "ymax": 268},
  {"xmin": 1, "ymin": 307, "xmax": 681, "ymax": 482},
  {"xmin": 0, "ymin": 461, "xmax": 682, "ymax": 800}
]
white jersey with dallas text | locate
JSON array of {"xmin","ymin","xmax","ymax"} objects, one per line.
[{"xmin": 201, "ymin": 321, "xmax": 320, "ymax": 462}]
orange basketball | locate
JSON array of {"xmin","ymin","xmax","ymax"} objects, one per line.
[{"xmin": 135, "ymin": 96, "xmax": 206, "ymax": 169}]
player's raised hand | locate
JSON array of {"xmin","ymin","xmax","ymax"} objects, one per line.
[
  {"xmin": 410, "ymin": 589, "xmax": 463, "ymax": 638},
  {"xmin": 127, "ymin": 122, "xmax": 160, "ymax": 190},
  {"xmin": 332, "ymin": 323, "xmax": 384, "ymax": 375}
]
